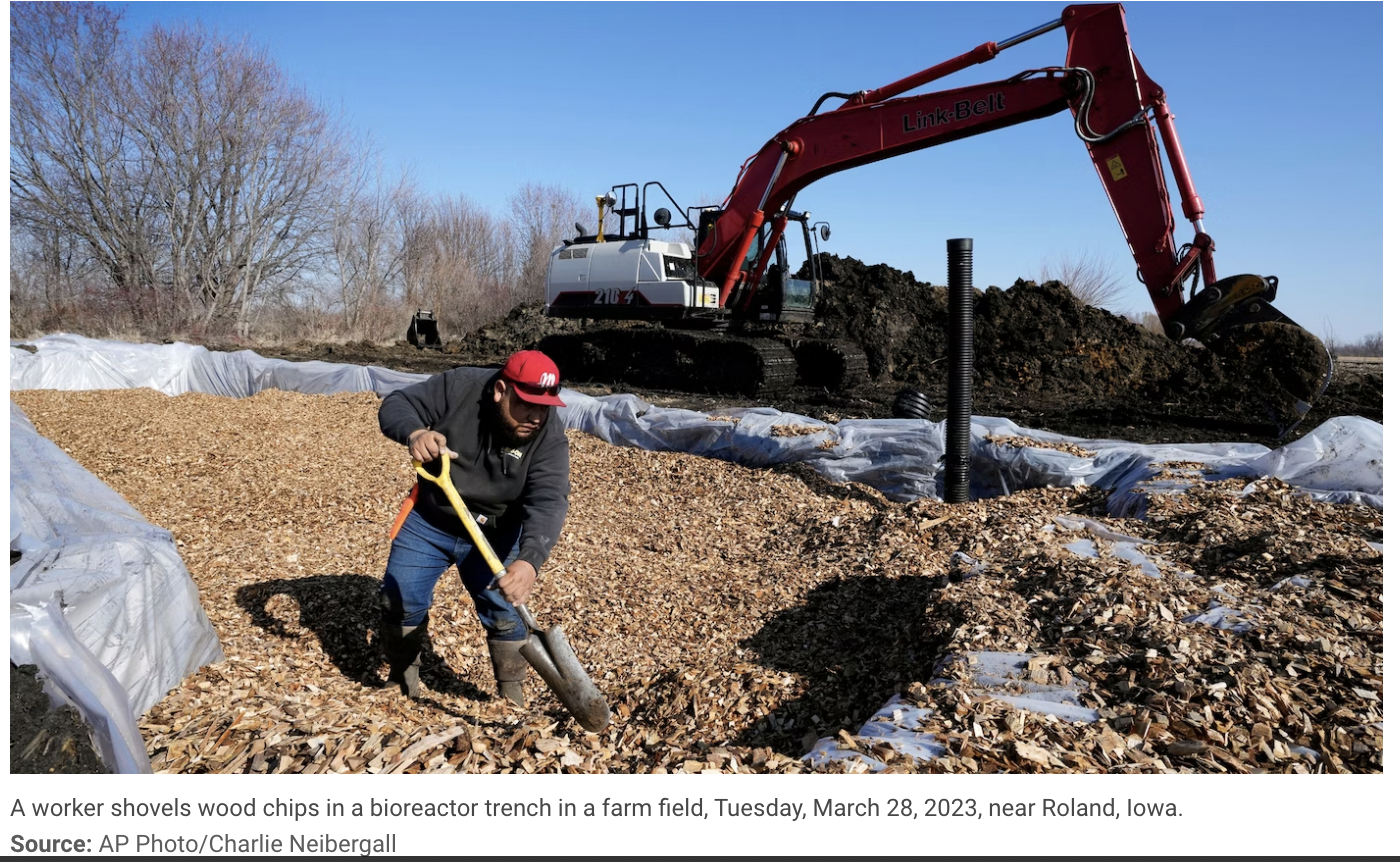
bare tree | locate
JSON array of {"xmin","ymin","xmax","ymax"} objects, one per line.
[
  {"xmin": 330, "ymin": 146, "xmax": 415, "ymax": 337},
  {"xmin": 150, "ymin": 25, "xmax": 350, "ymax": 337},
  {"xmin": 10, "ymin": 2, "xmax": 172, "ymax": 327},
  {"xmin": 1333, "ymin": 332, "xmax": 1383, "ymax": 358},
  {"xmin": 1039, "ymin": 248, "xmax": 1128, "ymax": 311},
  {"xmin": 11, "ymin": 4, "xmax": 355, "ymax": 338},
  {"xmin": 401, "ymin": 194, "xmax": 515, "ymax": 334},
  {"xmin": 1320, "ymin": 319, "xmax": 1339, "ymax": 356},
  {"xmin": 395, "ymin": 192, "xmax": 434, "ymax": 312},
  {"xmin": 1306, "ymin": 320, "xmax": 1379, "ymax": 358},
  {"xmin": 507, "ymin": 182, "xmax": 591, "ymax": 305},
  {"xmin": 8, "ymin": 225, "xmax": 106, "ymax": 335},
  {"xmin": 12, "ymin": 4, "xmax": 596, "ymax": 343}
]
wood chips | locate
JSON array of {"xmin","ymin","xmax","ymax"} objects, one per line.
[{"xmin": 10, "ymin": 388, "xmax": 1383, "ymax": 774}]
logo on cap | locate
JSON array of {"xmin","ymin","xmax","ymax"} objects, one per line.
[{"xmin": 502, "ymin": 350, "xmax": 566, "ymax": 407}]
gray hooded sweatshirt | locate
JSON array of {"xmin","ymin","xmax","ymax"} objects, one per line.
[{"xmin": 378, "ymin": 366, "xmax": 570, "ymax": 573}]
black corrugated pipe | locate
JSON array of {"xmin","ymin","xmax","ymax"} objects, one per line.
[
  {"xmin": 945, "ymin": 238, "xmax": 974, "ymax": 503},
  {"xmin": 892, "ymin": 387, "xmax": 932, "ymax": 420}
]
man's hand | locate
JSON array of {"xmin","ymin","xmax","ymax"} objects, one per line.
[
  {"xmin": 408, "ymin": 429, "xmax": 457, "ymax": 463},
  {"xmin": 497, "ymin": 560, "xmax": 537, "ymax": 606}
]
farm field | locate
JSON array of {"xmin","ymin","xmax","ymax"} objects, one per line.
[{"xmin": 9, "ymin": 268, "xmax": 1382, "ymax": 773}]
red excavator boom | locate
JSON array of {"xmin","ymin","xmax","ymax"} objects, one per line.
[
  {"xmin": 544, "ymin": 3, "xmax": 1331, "ymax": 426},
  {"xmin": 696, "ymin": 3, "xmax": 1320, "ymax": 356}
]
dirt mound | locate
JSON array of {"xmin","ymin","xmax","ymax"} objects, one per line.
[
  {"xmin": 805, "ymin": 255, "xmax": 1329, "ymax": 434},
  {"xmin": 10, "ymin": 663, "xmax": 109, "ymax": 774},
  {"xmin": 254, "ymin": 254, "xmax": 1374, "ymax": 446},
  {"xmin": 457, "ymin": 301, "xmax": 583, "ymax": 366}
]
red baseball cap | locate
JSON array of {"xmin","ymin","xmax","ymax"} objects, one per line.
[{"xmin": 501, "ymin": 350, "xmax": 566, "ymax": 407}]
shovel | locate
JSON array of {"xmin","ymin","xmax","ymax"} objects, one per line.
[{"xmin": 414, "ymin": 457, "xmax": 611, "ymax": 733}]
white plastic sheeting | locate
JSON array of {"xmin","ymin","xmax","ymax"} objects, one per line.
[
  {"xmin": 10, "ymin": 402, "xmax": 223, "ymax": 773},
  {"xmin": 11, "ymin": 333, "xmax": 425, "ymax": 398},
  {"xmin": 13, "ymin": 333, "xmax": 1384, "ymax": 512},
  {"xmin": 564, "ymin": 392, "xmax": 1383, "ymax": 512},
  {"xmin": 1053, "ymin": 514, "xmax": 1184, "ymax": 579},
  {"xmin": 804, "ymin": 694, "xmax": 947, "ymax": 771},
  {"xmin": 934, "ymin": 651, "xmax": 1099, "ymax": 724},
  {"xmin": 804, "ymin": 651, "xmax": 1098, "ymax": 772},
  {"xmin": 20, "ymin": 602, "xmax": 155, "ymax": 775},
  {"xmin": 9, "ymin": 334, "xmax": 1384, "ymax": 772},
  {"xmin": 564, "ymin": 395, "xmax": 948, "ymax": 501}
]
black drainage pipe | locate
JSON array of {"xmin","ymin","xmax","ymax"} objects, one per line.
[
  {"xmin": 945, "ymin": 238, "xmax": 973, "ymax": 503},
  {"xmin": 892, "ymin": 386, "xmax": 932, "ymax": 421}
]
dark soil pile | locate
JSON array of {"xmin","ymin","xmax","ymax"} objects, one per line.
[
  {"xmin": 249, "ymin": 303, "xmax": 580, "ymax": 377},
  {"xmin": 803, "ymin": 255, "xmax": 1339, "ymax": 439},
  {"xmin": 234, "ymin": 255, "xmax": 1378, "ymax": 447},
  {"xmin": 457, "ymin": 301, "xmax": 584, "ymax": 363},
  {"xmin": 10, "ymin": 663, "xmax": 109, "ymax": 774}
]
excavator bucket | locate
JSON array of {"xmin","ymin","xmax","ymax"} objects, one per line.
[
  {"xmin": 406, "ymin": 310, "xmax": 443, "ymax": 350},
  {"xmin": 1178, "ymin": 277, "xmax": 1334, "ymax": 435},
  {"xmin": 1206, "ymin": 317, "xmax": 1334, "ymax": 436}
]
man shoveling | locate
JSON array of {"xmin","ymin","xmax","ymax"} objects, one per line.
[{"xmin": 376, "ymin": 350, "xmax": 569, "ymax": 704}]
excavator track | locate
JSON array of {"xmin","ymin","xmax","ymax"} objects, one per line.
[
  {"xmin": 539, "ymin": 328, "xmax": 798, "ymax": 399},
  {"xmin": 786, "ymin": 338, "xmax": 869, "ymax": 391}
]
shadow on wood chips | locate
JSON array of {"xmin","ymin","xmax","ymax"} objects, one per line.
[
  {"xmin": 733, "ymin": 574, "xmax": 960, "ymax": 757},
  {"xmin": 234, "ymin": 573, "xmax": 494, "ymax": 702}
]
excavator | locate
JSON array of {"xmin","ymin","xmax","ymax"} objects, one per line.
[{"xmin": 541, "ymin": 2, "xmax": 1332, "ymax": 423}]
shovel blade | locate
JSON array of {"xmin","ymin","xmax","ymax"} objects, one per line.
[{"xmin": 520, "ymin": 628, "xmax": 610, "ymax": 733}]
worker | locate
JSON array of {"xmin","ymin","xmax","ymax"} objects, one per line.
[{"xmin": 376, "ymin": 349, "xmax": 570, "ymax": 705}]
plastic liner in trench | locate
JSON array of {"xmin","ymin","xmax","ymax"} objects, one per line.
[{"xmin": 8, "ymin": 335, "xmax": 1383, "ymax": 772}]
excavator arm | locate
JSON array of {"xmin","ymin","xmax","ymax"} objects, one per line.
[
  {"xmin": 694, "ymin": 3, "xmax": 1330, "ymax": 428},
  {"xmin": 544, "ymin": 3, "xmax": 1328, "ymax": 426},
  {"xmin": 1064, "ymin": 4, "xmax": 1322, "ymax": 358},
  {"xmin": 1062, "ymin": 3, "xmax": 1211, "ymax": 330},
  {"xmin": 698, "ymin": 4, "xmax": 1327, "ymax": 376},
  {"xmin": 697, "ymin": 72, "xmax": 1076, "ymax": 307}
]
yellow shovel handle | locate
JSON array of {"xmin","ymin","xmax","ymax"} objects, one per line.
[
  {"xmin": 413, "ymin": 458, "xmax": 506, "ymax": 575},
  {"xmin": 412, "ymin": 458, "xmax": 541, "ymax": 632}
]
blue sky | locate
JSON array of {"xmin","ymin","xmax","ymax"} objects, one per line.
[{"xmin": 111, "ymin": 1, "xmax": 1385, "ymax": 342}]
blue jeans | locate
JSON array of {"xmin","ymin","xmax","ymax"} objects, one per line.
[{"xmin": 380, "ymin": 508, "xmax": 526, "ymax": 641}]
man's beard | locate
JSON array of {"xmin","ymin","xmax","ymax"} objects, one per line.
[{"xmin": 493, "ymin": 401, "xmax": 543, "ymax": 446}]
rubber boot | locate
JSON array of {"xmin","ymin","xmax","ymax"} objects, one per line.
[
  {"xmin": 380, "ymin": 594, "xmax": 429, "ymax": 699},
  {"xmin": 488, "ymin": 639, "xmax": 530, "ymax": 706},
  {"xmin": 385, "ymin": 623, "xmax": 428, "ymax": 699}
]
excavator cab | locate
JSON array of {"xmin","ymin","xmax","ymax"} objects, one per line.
[
  {"xmin": 754, "ymin": 213, "xmax": 828, "ymax": 323},
  {"xmin": 540, "ymin": 180, "xmax": 868, "ymax": 395}
]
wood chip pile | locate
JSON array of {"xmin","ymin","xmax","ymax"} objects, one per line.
[{"xmin": 11, "ymin": 389, "xmax": 1382, "ymax": 774}]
